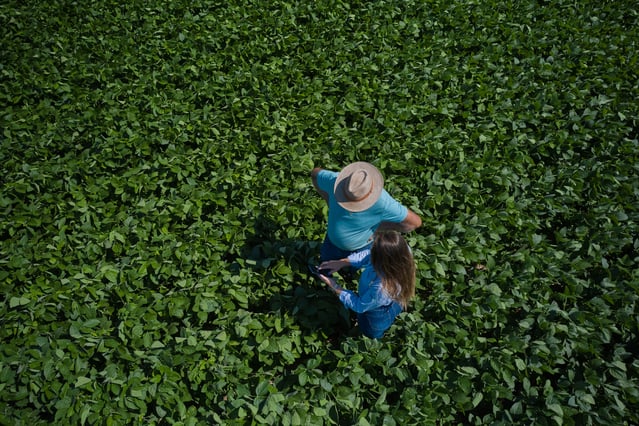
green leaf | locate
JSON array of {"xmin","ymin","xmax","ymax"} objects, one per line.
[
  {"xmin": 83, "ymin": 319, "xmax": 101, "ymax": 328},
  {"xmin": 150, "ymin": 341, "xmax": 165, "ymax": 349},
  {"xmin": 580, "ymin": 394, "xmax": 596, "ymax": 405},
  {"xmin": 485, "ymin": 283, "xmax": 502, "ymax": 296},
  {"xmin": 532, "ymin": 234, "xmax": 543, "ymax": 245},
  {"xmin": 510, "ymin": 401, "xmax": 523, "ymax": 415},
  {"xmin": 472, "ymin": 392, "xmax": 483, "ymax": 408},
  {"xmin": 229, "ymin": 288, "xmax": 249, "ymax": 307},
  {"xmin": 130, "ymin": 387, "xmax": 146, "ymax": 399},
  {"xmin": 256, "ymin": 379, "xmax": 271, "ymax": 397},
  {"xmin": 69, "ymin": 324, "xmax": 82, "ymax": 338},
  {"xmin": 320, "ymin": 378, "xmax": 333, "ymax": 392},
  {"xmin": 298, "ymin": 371, "xmax": 307, "ymax": 386},
  {"xmin": 103, "ymin": 269, "xmax": 119, "ymax": 283},
  {"xmin": 459, "ymin": 366, "xmax": 479, "ymax": 377},
  {"xmin": 80, "ymin": 405, "xmax": 91, "ymax": 426},
  {"xmin": 9, "ymin": 296, "xmax": 30, "ymax": 308},
  {"xmin": 547, "ymin": 402, "xmax": 563, "ymax": 416},
  {"xmin": 75, "ymin": 376, "xmax": 92, "ymax": 388}
]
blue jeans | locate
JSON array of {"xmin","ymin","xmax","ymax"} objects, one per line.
[
  {"xmin": 357, "ymin": 301, "xmax": 403, "ymax": 339},
  {"xmin": 319, "ymin": 234, "xmax": 371, "ymax": 262}
]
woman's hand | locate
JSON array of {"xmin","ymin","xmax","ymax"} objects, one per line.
[
  {"xmin": 319, "ymin": 259, "xmax": 349, "ymax": 274},
  {"xmin": 318, "ymin": 274, "xmax": 342, "ymax": 295}
]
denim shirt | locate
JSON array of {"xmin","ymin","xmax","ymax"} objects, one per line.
[{"xmin": 338, "ymin": 249, "xmax": 394, "ymax": 313}]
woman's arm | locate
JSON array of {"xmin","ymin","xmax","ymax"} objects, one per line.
[
  {"xmin": 338, "ymin": 284, "xmax": 387, "ymax": 313},
  {"xmin": 318, "ymin": 275, "xmax": 343, "ymax": 295},
  {"xmin": 320, "ymin": 268, "xmax": 388, "ymax": 313},
  {"xmin": 319, "ymin": 258, "xmax": 350, "ymax": 274}
]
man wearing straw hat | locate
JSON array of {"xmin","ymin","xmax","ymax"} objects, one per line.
[{"xmin": 311, "ymin": 162, "xmax": 422, "ymax": 263}]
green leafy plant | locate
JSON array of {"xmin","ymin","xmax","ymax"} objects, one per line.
[{"xmin": 1, "ymin": 0, "xmax": 637, "ymax": 424}]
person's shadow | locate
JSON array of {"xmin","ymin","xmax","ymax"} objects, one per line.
[{"xmin": 238, "ymin": 214, "xmax": 357, "ymax": 341}]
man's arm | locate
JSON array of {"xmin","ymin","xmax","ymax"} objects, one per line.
[
  {"xmin": 311, "ymin": 167, "xmax": 329, "ymax": 203},
  {"xmin": 377, "ymin": 209, "xmax": 422, "ymax": 233}
]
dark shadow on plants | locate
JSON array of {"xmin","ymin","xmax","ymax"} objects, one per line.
[
  {"xmin": 236, "ymin": 213, "xmax": 356, "ymax": 341},
  {"xmin": 269, "ymin": 284, "xmax": 354, "ymax": 338}
]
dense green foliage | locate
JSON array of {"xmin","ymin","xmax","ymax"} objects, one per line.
[{"xmin": 1, "ymin": 0, "xmax": 638, "ymax": 424}]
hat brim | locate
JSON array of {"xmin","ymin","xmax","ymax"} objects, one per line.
[{"xmin": 334, "ymin": 162, "xmax": 384, "ymax": 212}]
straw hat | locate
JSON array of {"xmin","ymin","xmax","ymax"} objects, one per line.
[{"xmin": 334, "ymin": 162, "xmax": 384, "ymax": 212}]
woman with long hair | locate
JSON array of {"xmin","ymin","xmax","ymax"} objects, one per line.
[{"xmin": 318, "ymin": 230, "xmax": 416, "ymax": 338}]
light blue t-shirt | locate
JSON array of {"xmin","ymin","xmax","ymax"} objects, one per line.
[{"xmin": 316, "ymin": 170, "xmax": 408, "ymax": 251}]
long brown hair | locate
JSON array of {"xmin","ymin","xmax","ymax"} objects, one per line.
[{"xmin": 370, "ymin": 231, "xmax": 416, "ymax": 309}]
